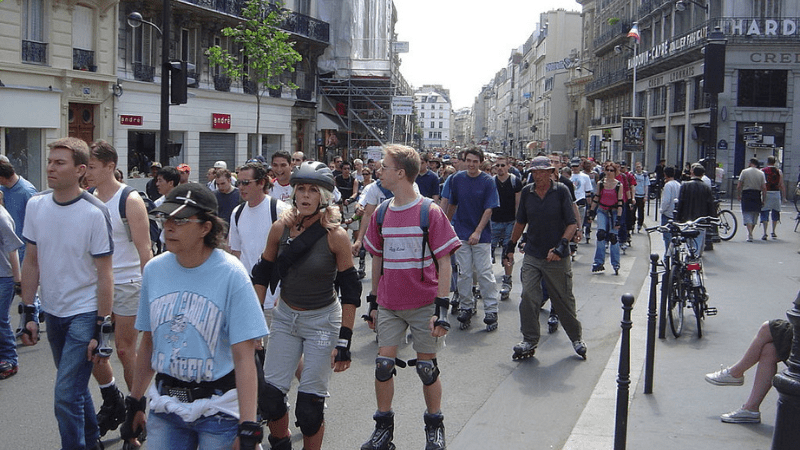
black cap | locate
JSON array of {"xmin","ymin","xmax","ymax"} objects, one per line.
[{"xmin": 151, "ymin": 183, "xmax": 218, "ymax": 219}]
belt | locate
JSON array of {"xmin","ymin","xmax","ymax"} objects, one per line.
[{"xmin": 156, "ymin": 371, "xmax": 236, "ymax": 403}]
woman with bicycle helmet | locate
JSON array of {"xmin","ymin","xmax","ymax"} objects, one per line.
[{"xmin": 251, "ymin": 161, "xmax": 360, "ymax": 450}]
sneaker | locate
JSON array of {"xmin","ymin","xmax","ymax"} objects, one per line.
[
  {"xmin": 0, "ymin": 361, "xmax": 18, "ymax": 379},
  {"xmin": 771, "ymin": 233, "xmax": 777, "ymax": 239},
  {"xmin": 721, "ymin": 407, "xmax": 760, "ymax": 424},
  {"xmin": 572, "ymin": 340, "xmax": 587, "ymax": 358},
  {"xmin": 705, "ymin": 367, "xmax": 744, "ymax": 386},
  {"xmin": 746, "ymin": 236, "xmax": 753, "ymax": 242},
  {"xmin": 761, "ymin": 234, "xmax": 768, "ymax": 241}
]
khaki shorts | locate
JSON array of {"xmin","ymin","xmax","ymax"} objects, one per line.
[
  {"xmin": 376, "ymin": 303, "xmax": 444, "ymax": 354},
  {"xmin": 113, "ymin": 281, "xmax": 141, "ymax": 317}
]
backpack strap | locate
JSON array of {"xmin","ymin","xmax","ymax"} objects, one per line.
[
  {"xmin": 270, "ymin": 196, "xmax": 278, "ymax": 224},
  {"xmin": 234, "ymin": 204, "xmax": 244, "ymax": 227},
  {"xmin": 118, "ymin": 185, "xmax": 137, "ymax": 242},
  {"xmin": 376, "ymin": 197, "xmax": 438, "ymax": 281}
]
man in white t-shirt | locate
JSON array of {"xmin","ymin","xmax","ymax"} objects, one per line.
[
  {"xmin": 20, "ymin": 137, "xmax": 114, "ymax": 450},
  {"xmin": 271, "ymin": 151, "xmax": 294, "ymax": 202},
  {"xmin": 85, "ymin": 141, "xmax": 153, "ymax": 438}
]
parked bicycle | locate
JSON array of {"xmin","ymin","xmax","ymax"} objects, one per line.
[
  {"xmin": 794, "ymin": 181, "xmax": 800, "ymax": 232},
  {"xmin": 648, "ymin": 216, "xmax": 719, "ymax": 338},
  {"xmin": 712, "ymin": 187, "xmax": 737, "ymax": 241}
]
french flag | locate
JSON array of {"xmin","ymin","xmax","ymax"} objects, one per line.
[{"xmin": 627, "ymin": 23, "xmax": 641, "ymax": 43}]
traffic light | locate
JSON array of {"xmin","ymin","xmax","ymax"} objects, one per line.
[{"xmin": 170, "ymin": 61, "xmax": 187, "ymax": 105}]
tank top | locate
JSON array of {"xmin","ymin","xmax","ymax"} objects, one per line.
[
  {"xmin": 104, "ymin": 185, "xmax": 142, "ymax": 284},
  {"xmin": 597, "ymin": 184, "xmax": 619, "ymax": 210},
  {"xmin": 763, "ymin": 167, "xmax": 781, "ymax": 191},
  {"xmin": 277, "ymin": 223, "xmax": 337, "ymax": 310}
]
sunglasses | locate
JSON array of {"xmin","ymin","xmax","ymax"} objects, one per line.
[
  {"xmin": 494, "ymin": 164, "xmax": 506, "ymax": 167},
  {"xmin": 605, "ymin": 168, "xmax": 616, "ymax": 172},
  {"xmin": 235, "ymin": 178, "xmax": 262, "ymax": 187},
  {"xmin": 153, "ymin": 213, "xmax": 205, "ymax": 226}
]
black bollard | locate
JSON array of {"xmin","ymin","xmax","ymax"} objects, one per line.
[
  {"xmin": 771, "ymin": 291, "xmax": 800, "ymax": 449},
  {"xmin": 615, "ymin": 293, "xmax": 635, "ymax": 450},
  {"xmin": 644, "ymin": 254, "xmax": 659, "ymax": 394}
]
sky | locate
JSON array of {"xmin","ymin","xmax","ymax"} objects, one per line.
[{"xmin": 393, "ymin": 0, "xmax": 581, "ymax": 110}]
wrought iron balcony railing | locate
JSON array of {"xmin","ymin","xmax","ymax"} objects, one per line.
[
  {"xmin": 214, "ymin": 75, "xmax": 232, "ymax": 92},
  {"xmin": 73, "ymin": 48, "xmax": 96, "ymax": 71},
  {"xmin": 22, "ymin": 40, "xmax": 47, "ymax": 64},
  {"xmin": 133, "ymin": 63, "xmax": 155, "ymax": 82}
]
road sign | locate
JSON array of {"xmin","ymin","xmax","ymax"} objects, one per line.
[
  {"xmin": 743, "ymin": 126, "xmax": 762, "ymax": 133},
  {"xmin": 743, "ymin": 134, "xmax": 762, "ymax": 141},
  {"xmin": 391, "ymin": 96, "xmax": 413, "ymax": 115},
  {"xmin": 747, "ymin": 142, "xmax": 775, "ymax": 148}
]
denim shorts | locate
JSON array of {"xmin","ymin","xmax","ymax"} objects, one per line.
[{"xmin": 147, "ymin": 411, "xmax": 238, "ymax": 450}]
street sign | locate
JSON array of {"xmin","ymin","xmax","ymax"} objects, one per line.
[
  {"xmin": 392, "ymin": 41, "xmax": 409, "ymax": 53},
  {"xmin": 747, "ymin": 142, "xmax": 775, "ymax": 148},
  {"xmin": 743, "ymin": 126, "xmax": 762, "ymax": 133},
  {"xmin": 743, "ymin": 134, "xmax": 762, "ymax": 141},
  {"xmin": 391, "ymin": 96, "xmax": 414, "ymax": 115}
]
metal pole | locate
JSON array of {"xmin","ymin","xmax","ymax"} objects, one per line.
[
  {"xmin": 644, "ymin": 254, "xmax": 660, "ymax": 394},
  {"xmin": 658, "ymin": 253, "xmax": 668, "ymax": 339},
  {"xmin": 159, "ymin": 0, "xmax": 171, "ymax": 166},
  {"xmin": 615, "ymin": 293, "xmax": 635, "ymax": 450},
  {"xmin": 771, "ymin": 291, "xmax": 800, "ymax": 449}
]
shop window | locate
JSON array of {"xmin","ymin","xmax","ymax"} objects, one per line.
[
  {"xmin": 738, "ymin": 70, "xmax": 787, "ymax": 108},
  {"xmin": 4, "ymin": 128, "xmax": 43, "ymax": 189}
]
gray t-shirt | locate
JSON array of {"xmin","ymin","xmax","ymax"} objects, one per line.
[{"xmin": 0, "ymin": 206, "xmax": 22, "ymax": 278}]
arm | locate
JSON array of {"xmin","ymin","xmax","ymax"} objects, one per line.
[
  {"xmin": 125, "ymin": 331, "xmax": 155, "ymax": 446},
  {"xmin": 331, "ymin": 227, "xmax": 357, "ymax": 373},
  {"xmin": 90, "ymin": 254, "xmax": 114, "ymax": 362},
  {"xmin": 9, "ymin": 249, "xmax": 20, "ymax": 283},
  {"xmin": 232, "ymin": 339, "xmax": 258, "ymax": 423},
  {"xmin": 126, "ymin": 192, "xmax": 154, "ymax": 272},
  {"xmin": 352, "ymin": 202, "xmax": 377, "ymax": 255},
  {"xmin": 20, "ymin": 242, "xmax": 39, "ymax": 345},
  {"xmin": 468, "ymin": 208, "xmax": 493, "ymax": 245},
  {"xmin": 254, "ymin": 221, "xmax": 284, "ymax": 305},
  {"xmin": 429, "ymin": 252, "xmax": 451, "ymax": 338}
]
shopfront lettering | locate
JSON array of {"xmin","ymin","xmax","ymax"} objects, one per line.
[
  {"xmin": 726, "ymin": 19, "xmax": 798, "ymax": 36},
  {"xmin": 211, "ymin": 113, "xmax": 231, "ymax": 129},
  {"xmin": 628, "ymin": 28, "xmax": 706, "ymax": 70},
  {"xmin": 749, "ymin": 53, "xmax": 800, "ymax": 64}
]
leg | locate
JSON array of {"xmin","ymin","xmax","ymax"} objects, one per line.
[
  {"xmin": 112, "ymin": 315, "xmax": 138, "ymax": 389},
  {"xmin": 196, "ymin": 413, "xmax": 239, "ymax": 450},
  {"xmin": 519, "ymin": 254, "xmax": 544, "ymax": 344},
  {"xmin": 728, "ymin": 321, "xmax": 774, "ymax": 378},
  {"xmin": 473, "ymin": 243, "xmax": 498, "ymax": 313},
  {"xmin": 146, "ymin": 411, "xmax": 199, "ymax": 450},
  {"xmin": 541, "ymin": 258, "xmax": 583, "ymax": 344},
  {"xmin": 592, "ymin": 210, "xmax": 609, "ymax": 268},
  {"xmin": 0, "ymin": 277, "xmax": 17, "ymax": 373},
  {"xmin": 742, "ymin": 341, "xmax": 780, "ymax": 412},
  {"xmin": 264, "ymin": 305, "xmax": 305, "ymax": 441},
  {"xmin": 454, "ymin": 244, "xmax": 474, "ymax": 311}
]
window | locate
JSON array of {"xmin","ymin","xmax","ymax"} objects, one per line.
[
  {"xmin": 438, "ymin": 112, "xmax": 443, "ymax": 119},
  {"xmin": 651, "ymin": 86, "xmax": 667, "ymax": 115},
  {"xmin": 753, "ymin": 0, "xmax": 781, "ymax": 17},
  {"xmin": 181, "ymin": 29, "xmax": 197, "ymax": 64},
  {"xmin": 420, "ymin": 112, "xmax": 424, "ymax": 119},
  {"xmin": 738, "ymin": 70, "xmax": 787, "ymax": 107},
  {"xmin": 692, "ymin": 77, "xmax": 708, "ymax": 109},
  {"xmin": 72, "ymin": 6, "xmax": 94, "ymax": 70},
  {"xmin": 439, "ymin": 122, "xmax": 443, "ymax": 128},
  {"xmin": 672, "ymin": 81, "xmax": 686, "ymax": 113},
  {"xmin": 22, "ymin": 0, "xmax": 46, "ymax": 64},
  {"xmin": 295, "ymin": 0, "xmax": 310, "ymax": 15},
  {"xmin": 133, "ymin": 22, "xmax": 153, "ymax": 65},
  {"xmin": 430, "ymin": 121, "xmax": 435, "ymax": 128}
]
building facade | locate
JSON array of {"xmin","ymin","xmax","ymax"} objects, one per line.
[{"xmin": 414, "ymin": 86, "xmax": 452, "ymax": 150}]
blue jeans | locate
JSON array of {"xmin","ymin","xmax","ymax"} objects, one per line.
[
  {"xmin": 147, "ymin": 411, "xmax": 238, "ymax": 450},
  {"xmin": 0, "ymin": 277, "xmax": 16, "ymax": 365},
  {"xmin": 46, "ymin": 311, "xmax": 99, "ymax": 450},
  {"xmin": 661, "ymin": 214, "xmax": 672, "ymax": 252},
  {"xmin": 593, "ymin": 209, "xmax": 620, "ymax": 269},
  {"xmin": 490, "ymin": 220, "xmax": 514, "ymax": 255}
]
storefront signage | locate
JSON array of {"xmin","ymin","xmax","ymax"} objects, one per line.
[
  {"xmin": 647, "ymin": 65, "xmax": 697, "ymax": 88},
  {"xmin": 628, "ymin": 27, "xmax": 707, "ymax": 70},
  {"xmin": 743, "ymin": 126, "xmax": 763, "ymax": 133},
  {"xmin": 212, "ymin": 113, "xmax": 231, "ymax": 129},
  {"xmin": 723, "ymin": 18, "xmax": 798, "ymax": 37},
  {"xmin": 749, "ymin": 52, "xmax": 800, "ymax": 64},
  {"xmin": 120, "ymin": 115, "xmax": 143, "ymax": 126}
]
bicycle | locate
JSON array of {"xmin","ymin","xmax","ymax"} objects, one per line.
[
  {"xmin": 648, "ymin": 216, "xmax": 719, "ymax": 338},
  {"xmin": 794, "ymin": 181, "xmax": 799, "ymax": 232},
  {"xmin": 712, "ymin": 188, "xmax": 737, "ymax": 241}
]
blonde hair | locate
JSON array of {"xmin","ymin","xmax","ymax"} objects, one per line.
[{"xmin": 280, "ymin": 185, "xmax": 341, "ymax": 230}]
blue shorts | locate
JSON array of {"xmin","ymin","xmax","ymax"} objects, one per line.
[{"xmin": 490, "ymin": 221, "xmax": 514, "ymax": 248}]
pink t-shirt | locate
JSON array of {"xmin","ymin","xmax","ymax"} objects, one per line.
[{"xmin": 364, "ymin": 196, "xmax": 461, "ymax": 310}]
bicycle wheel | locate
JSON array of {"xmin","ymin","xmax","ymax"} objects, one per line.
[
  {"xmin": 691, "ymin": 288, "xmax": 704, "ymax": 338},
  {"xmin": 667, "ymin": 266, "xmax": 685, "ymax": 338},
  {"xmin": 717, "ymin": 209, "xmax": 737, "ymax": 240}
]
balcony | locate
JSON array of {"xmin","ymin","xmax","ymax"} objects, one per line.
[
  {"xmin": 22, "ymin": 40, "xmax": 47, "ymax": 64},
  {"xmin": 73, "ymin": 48, "xmax": 96, "ymax": 71},
  {"xmin": 133, "ymin": 63, "xmax": 155, "ymax": 82},
  {"xmin": 268, "ymin": 86, "xmax": 282, "ymax": 98},
  {"xmin": 295, "ymin": 88, "xmax": 313, "ymax": 101},
  {"xmin": 593, "ymin": 19, "xmax": 633, "ymax": 52},
  {"xmin": 214, "ymin": 75, "xmax": 231, "ymax": 92},
  {"xmin": 585, "ymin": 68, "xmax": 629, "ymax": 95},
  {"xmin": 638, "ymin": 0, "xmax": 673, "ymax": 19},
  {"xmin": 243, "ymin": 79, "xmax": 258, "ymax": 95}
]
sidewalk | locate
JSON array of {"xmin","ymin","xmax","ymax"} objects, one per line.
[{"xmin": 564, "ymin": 217, "xmax": 799, "ymax": 450}]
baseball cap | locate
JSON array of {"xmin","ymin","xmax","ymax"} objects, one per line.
[
  {"xmin": 150, "ymin": 183, "xmax": 218, "ymax": 219},
  {"xmin": 530, "ymin": 156, "xmax": 554, "ymax": 171},
  {"xmin": 150, "ymin": 162, "xmax": 162, "ymax": 169},
  {"xmin": 213, "ymin": 160, "xmax": 227, "ymax": 169},
  {"xmin": 570, "ymin": 157, "xmax": 581, "ymax": 167},
  {"xmin": 176, "ymin": 163, "xmax": 191, "ymax": 173}
]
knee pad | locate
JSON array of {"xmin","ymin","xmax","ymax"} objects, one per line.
[
  {"xmin": 259, "ymin": 382, "xmax": 288, "ymax": 422},
  {"xmin": 596, "ymin": 229, "xmax": 607, "ymax": 242},
  {"xmin": 375, "ymin": 356, "xmax": 396, "ymax": 382},
  {"xmin": 609, "ymin": 233, "xmax": 618, "ymax": 245},
  {"xmin": 295, "ymin": 392, "xmax": 325, "ymax": 436},
  {"xmin": 414, "ymin": 359, "xmax": 440, "ymax": 386}
]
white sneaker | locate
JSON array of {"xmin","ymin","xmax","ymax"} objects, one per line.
[
  {"xmin": 721, "ymin": 407, "xmax": 760, "ymax": 424},
  {"xmin": 705, "ymin": 367, "xmax": 744, "ymax": 386}
]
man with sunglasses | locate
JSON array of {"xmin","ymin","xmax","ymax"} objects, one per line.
[{"xmin": 491, "ymin": 156, "xmax": 521, "ymax": 299}]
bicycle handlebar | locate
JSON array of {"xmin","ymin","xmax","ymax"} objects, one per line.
[{"xmin": 646, "ymin": 216, "xmax": 720, "ymax": 234}]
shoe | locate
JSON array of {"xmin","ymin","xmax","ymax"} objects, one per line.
[
  {"xmin": 572, "ymin": 340, "xmax": 587, "ymax": 359},
  {"xmin": 746, "ymin": 237, "xmax": 753, "ymax": 242},
  {"xmin": 761, "ymin": 234, "xmax": 768, "ymax": 241},
  {"xmin": 705, "ymin": 367, "xmax": 744, "ymax": 386},
  {"xmin": 721, "ymin": 407, "xmax": 760, "ymax": 424},
  {"xmin": 771, "ymin": 233, "xmax": 777, "ymax": 239},
  {"xmin": 0, "ymin": 361, "xmax": 18, "ymax": 379},
  {"xmin": 592, "ymin": 264, "xmax": 605, "ymax": 273}
]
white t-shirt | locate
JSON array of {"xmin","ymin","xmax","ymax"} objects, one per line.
[
  {"xmin": 358, "ymin": 181, "xmax": 419, "ymax": 207},
  {"xmin": 271, "ymin": 180, "xmax": 293, "ymax": 203},
  {"xmin": 228, "ymin": 196, "xmax": 289, "ymax": 309},
  {"xmin": 569, "ymin": 172, "xmax": 592, "ymax": 202},
  {"xmin": 23, "ymin": 191, "xmax": 113, "ymax": 317},
  {"xmin": 100, "ymin": 185, "xmax": 142, "ymax": 284}
]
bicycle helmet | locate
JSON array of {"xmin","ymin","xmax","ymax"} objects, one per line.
[{"xmin": 290, "ymin": 161, "xmax": 335, "ymax": 192}]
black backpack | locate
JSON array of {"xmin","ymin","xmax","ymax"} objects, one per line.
[{"xmin": 234, "ymin": 196, "xmax": 279, "ymax": 227}]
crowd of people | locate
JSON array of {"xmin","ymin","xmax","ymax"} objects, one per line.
[{"xmin": 0, "ymin": 138, "xmax": 795, "ymax": 450}]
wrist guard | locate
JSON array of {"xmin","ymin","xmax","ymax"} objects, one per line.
[
  {"xmin": 14, "ymin": 282, "xmax": 21, "ymax": 296},
  {"xmin": 120, "ymin": 396, "xmax": 147, "ymax": 441},
  {"xmin": 503, "ymin": 240, "xmax": 517, "ymax": 258},
  {"xmin": 587, "ymin": 209, "xmax": 597, "ymax": 220},
  {"xmin": 22, "ymin": 304, "xmax": 38, "ymax": 337},
  {"xmin": 334, "ymin": 326, "xmax": 352, "ymax": 362},
  {"xmin": 237, "ymin": 421, "xmax": 264, "ymax": 450},
  {"xmin": 433, "ymin": 297, "xmax": 451, "ymax": 331},
  {"xmin": 93, "ymin": 315, "xmax": 113, "ymax": 357},
  {"xmin": 362, "ymin": 294, "xmax": 378, "ymax": 323},
  {"xmin": 553, "ymin": 238, "xmax": 570, "ymax": 258}
]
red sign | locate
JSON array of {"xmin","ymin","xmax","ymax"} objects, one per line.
[
  {"xmin": 120, "ymin": 115, "xmax": 143, "ymax": 126},
  {"xmin": 212, "ymin": 113, "xmax": 231, "ymax": 129}
]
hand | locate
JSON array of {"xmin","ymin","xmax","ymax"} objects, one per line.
[
  {"xmin": 87, "ymin": 339, "xmax": 101, "ymax": 363},
  {"xmin": 546, "ymin": 248, "xmax": 562, "ymax": 262},
  {"xmin": 468, "ymin": 231, "xmax": 480, "ymax": 245},
  {"xmin": 331, "ymin": 348, "xmax": 351, "ymax": 372},
  {"xmin": 20, "ymin": 322, "xmax": 38, "ymax": 345},
  {"xmin": 351, "ymin": 240, "xmax": 362, "ymax": 256},
  {"xmin": 502, "ymin": 252, "xmax": 515, "ymax": 268},
  {"xmin": 428, "ymin": 315, "xmax": 449, "ymax": 338},
  {"xmin": 367, "ymin": 309, "xmax": 377, "ymax": 330}
]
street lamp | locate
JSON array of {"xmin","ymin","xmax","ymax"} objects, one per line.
[
  {"xmin": 675, "ymin": 0, "xmax": 708, "ymax": 12},
  {"xmin": 128, "ymin": 2, "xmax": 171, "ymax": 166}
]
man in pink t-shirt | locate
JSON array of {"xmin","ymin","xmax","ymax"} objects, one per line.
[{"xmin": 362, "ymin": 145, "xmax": 460, "ymax": 450}]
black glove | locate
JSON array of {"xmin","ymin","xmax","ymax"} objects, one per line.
[
  {"xmin": 362, "ymin": 294, "xmax": 378, "ymax": 323},
  {"xmin": 120, "ymin": 396, "xmax": 146, "ymax": 442},
  {"xmin": 502, "ymin": 240, "xmax": 517, "ymax": 264},
  {"xmin": 14, "ymin": 282, "xmax": 21, "ymax": 296},
  {"xmin": 22, "ymin": 304, "xmax": 37, "ymax": 337},
  {"xmin": 587, "ymin": 209, "xmax": 597, "ymax": 220},
  {"xmin": 334, "ymin": 326, "xmax": 352, "ymax": 362},
  {"xmin": 237, "ymin": 421, "xmax": 263, "ymax": 450},
  {"xmin": 552, "ymin": 238, "xmax": 570, "ymax": 258},
  {"xmin": 433, "ymin": 297, "xmax": 451, "ymax": 331}
]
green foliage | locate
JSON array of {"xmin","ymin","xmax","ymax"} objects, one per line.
[{"xmin": 205, "ymin": 0, "xmax": 302, "ymax": 96}]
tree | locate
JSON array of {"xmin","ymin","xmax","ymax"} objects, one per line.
[{"xmin": 206, "ymin": 0, "xmax": 302, "ymax": 143}]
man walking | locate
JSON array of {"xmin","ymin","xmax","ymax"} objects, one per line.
[
  {"xmin": 490, "ymin": 156, "xmax": 521, "ymax": 299},
  {"xmin": 737, "ymin": 158, "xmax": 767, "ymax": 242},
  {"xmin": 633, "ymin": 162, "xmax": 649, "ymax": 232},
  {"xmin": 503, "ymin": 155, "xmax": 585, "ymax": 360},
  {"xmin": 20, "ymin": 137, "xmax": 114, "ymax": 450},
  {"xmin": 659, "ymin": 166, "xmax": 681, "ymax": 250},
  {"xmin": 676, "ymin": 164, "xmax": 717, "ymax": 252},
  {"xmin": 85, "ymin": 140, "xmax": 153, "ymax": 438},
  {"xmin": 213, "ymin": 168, "xmax": 241, "ymax": 225},
  {"xmin": 362, "ymin": 145, "xmax": 459, "ymax": 450},
  {"xmin": 760, "ymin": 155, "xmax": 785, "ymax": 240},
  {"xmin": 443, "ymin": 148, "xmax": 500, "ymax": 331}
]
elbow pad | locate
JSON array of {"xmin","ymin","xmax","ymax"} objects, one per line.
[
  {"xmin": 251, "ymin": 257, "xmax": 274, "ymax": 287},
  {"xmin": 337, "ymin": 267, "xmax": 362, "ymax": 307}
]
